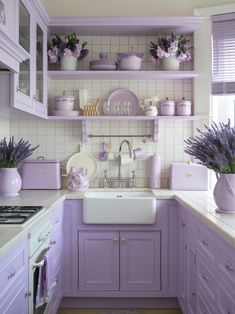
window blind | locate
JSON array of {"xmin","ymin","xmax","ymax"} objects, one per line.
[{"xmin": 212, "ymin": 13, "xmax": 235, "ymax": 95}]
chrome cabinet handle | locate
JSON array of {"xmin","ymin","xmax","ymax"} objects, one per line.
[
  {"xmin": 33, "ymin": 260, "xmax": 45, "ymax": 269},
  {"xmin": 202, "ymin": 273, "xmax": 209, "ymax": 282},
  {"xmin": 50, "ymin": 240, "xmax": 56, "ymax": 245},
  {"xmin": 113, "ymin": 238, "xmax": 118, "ymax": 242},
  {"xmin": 25, "ymin": 291, "xmax": 31, "ymax": 298},
  {"xmin": 202, "ymin": 239, "xmax": 209, "ymax": 246},
  {"xmin": 181, "ymin": 222, "xmax": 186, "ymax": 227},
  {"xmin": 8, "ymin": 267, "xmax": 16, "ymax": 279},
  {"xmin": 121, "ymin": 238, "xmax": 126, "ymax": 242},
  {"xmin": 225, "ymin": 263, "xmax": 234, "ymax": 272}
]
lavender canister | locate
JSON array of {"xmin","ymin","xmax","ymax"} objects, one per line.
[
  {"xmin": 176, "ymin": 97, "xmax": 192, "ymax": 116},
  {"xmin": 149, "ymin": 154, "xmax": 161, "ymax": 188},
  {"xmin": 160, "ymin": 97, "xmax": 175, "ymax": 116}
]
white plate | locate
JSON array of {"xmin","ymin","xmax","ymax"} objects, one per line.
[
  {"xmin": 66, "ymin": 152, "xmax": 98, "ymax": 180},
  {"xmin": 52, "ymin": 110, "xmax": 79, "ymax": 116},
  {"xmin": 106, "ymin": 89, "xmax": 139, "ymax": 116}
]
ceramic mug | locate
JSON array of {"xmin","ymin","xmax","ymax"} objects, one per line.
[{"xmin": 133, "ymin": 148, "xmax": 143, "ymax": 160}]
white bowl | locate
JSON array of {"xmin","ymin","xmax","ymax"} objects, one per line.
[{"xmin": 52, "ymin": 110, "xmax": 79, "ymax": 116}]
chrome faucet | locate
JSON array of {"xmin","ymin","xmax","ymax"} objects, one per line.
[{"xmin": 117, "ymin": 139, "xmax": 134, "ymax": 188}]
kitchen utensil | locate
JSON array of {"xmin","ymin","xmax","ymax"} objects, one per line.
[
  {"xmin": 90, "ymin": 53, "xmax": 117, "ymax": 71},
  {"xmin": 66, "ymin": 152, "xmax": 98, "ymax": 180},
  {"xmin": 176, "ymin": 97, "xmax": 192, "ymax": 116},
  {"xmin": 78, "ymin": 89, "xmax": 88, "ymax": 110},
  {"xmin": 117, "ymin": 50, "xmax": 144, "ymax": 70},
  {"xmin": 106, "ymin": 89, "xmax": 139, "ymax": 116},
  {"xmin": 160, "ymin": 97, "xmax": 175, "ymax": 116},
  {"xmin": 54, "ymin": 91, "xmax": 75, "ymax": 111},
  {"xmin": 98, "ymin": 142, "xmax": 108, "ymax": 161},
  {"xmin": 52, "ymin": 110, "xmax": 79, "ymax": 116}
]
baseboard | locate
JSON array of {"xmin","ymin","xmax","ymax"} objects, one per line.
[{"xmin": 60, "ymin": 297, "xmax": 180, "ymax": 309}]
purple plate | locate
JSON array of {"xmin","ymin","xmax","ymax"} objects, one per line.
[{"xmin": 106, "ymin": 89, "xmax": 139, "ymax": 116}]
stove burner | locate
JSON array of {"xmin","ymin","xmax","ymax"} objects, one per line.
[{"xmin": 0, "ymin": 206, "xmax": 43, "ymax": 224}]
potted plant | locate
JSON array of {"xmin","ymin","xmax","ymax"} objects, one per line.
[
  {"xmin": 149, "ymin": 33, "xmax": 192, "ymax": 70},
  {"xmin": 184, "ymin": 121, "xmax": 235, "ymax": 213},
  {"xmin": 0, "ymin": 137, "xmax": 39, "ymax": 196},
  {"xmin": 47, "ymin": 33, "xmax": 89, "ymax": 71}
]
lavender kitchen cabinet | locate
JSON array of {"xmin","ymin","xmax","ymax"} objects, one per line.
[
  {"xmin": 12, "ymin": 0, "xmax": 47, "ymax": 118},
  {"xmin": 79, "ymin": 231, "xmax": 119, "ymax": 290},
  {"xmin": 0, "ymin": 0, "xmax": 18, "ymax": 42},
  {"xmin": 79, "ymin": 230, "xmax": 161, "ymax": 291},
  {"xmin": 0, "ymin": 237, "xmax": 28, "ymax": 314}
]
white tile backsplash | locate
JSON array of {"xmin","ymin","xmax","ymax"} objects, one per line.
[{"xmin": 8, "ymin": 34, "xmax": 207, "ymax": 188}]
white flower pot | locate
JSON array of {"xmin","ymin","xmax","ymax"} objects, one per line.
[
  {"xmin": 162, "ymin": 56, "xmax": 180, "ymax": 71},
  {"xmin": 60, "ymin": 56, "xmax": 77, "ymax": 71},
  {"xmin": 0, "ymin": 168, "xmax": 22, "ymax": 197}
]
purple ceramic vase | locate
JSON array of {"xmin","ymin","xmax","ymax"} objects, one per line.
[
  {"xmin": 0, "ymin": 168, "xmax": 22, "ymax": 196},
  {"xmin": 213, "ymin": 173, "xmax": 235, "ymax": 213}
]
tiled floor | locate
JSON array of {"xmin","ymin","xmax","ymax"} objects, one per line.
[{"xmin": 58, "ymin": 309, "xmax": 182, "ymax": 314}]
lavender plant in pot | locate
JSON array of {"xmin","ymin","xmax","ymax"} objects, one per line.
[
  {"xmin": 149, "ymin": 33, "xmax": 192, "ymax": 71},
  {"xmin": 47, "ymin": 33, "xmax": 89, "ymax": 71},
  {"xmin": 184, "ymin": 121, "xmax": 235, "ymax": 213},
  {"xmin": 0, "ymin": 137, "xmax": 39, "ymax": 196}
]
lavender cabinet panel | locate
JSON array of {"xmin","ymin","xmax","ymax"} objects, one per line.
[
  {"xmin": 120, "ymin": 231, "xmax": 161, "ymax": 291},
  {"xmin": 185, "ymin": 244, "xmax": 196, "ymax": 314},
  {"xmin": 0, "ymin": 275, "xmax": 28, "ymax": 314},
  {"xmin": 0, "ymin": 0, "xmax": 18, "ymax": 41},
  {"xmin": 177, "ymin": 207, "xmax": 187, "ymax": 309},
  {"xmin": 79, "ymin": 231, "xmax": 119, "ymax": 290},
  {"xmin": 63, "ymin": 200, "xmax": 81, "ymax": 296},
  {"xmin": 217, "ymin": 277, "xmax": 235, "ymax": 314}
]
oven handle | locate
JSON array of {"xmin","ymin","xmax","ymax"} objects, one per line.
[{"xmin": 32, "ymin": 245, "xmax": 52, "ymax": 269}]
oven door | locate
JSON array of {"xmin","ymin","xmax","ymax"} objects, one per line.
[{"xmin": 29, "ymin": 240, "xmax": 56, "ymax": 314}]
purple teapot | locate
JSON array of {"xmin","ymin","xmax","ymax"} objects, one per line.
[{"xmin": 67, "ymin": 166, "xmax": 89, "ymax": 191}]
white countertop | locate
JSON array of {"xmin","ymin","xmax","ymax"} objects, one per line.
[{"xmin": 0, "ymin": 188, "xmax": 235, "ymax": 258}]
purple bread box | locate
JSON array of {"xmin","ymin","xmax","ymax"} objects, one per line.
[
  {"xmin": 169, "ymin": 163, "xmax": 208, "ymax": 191},
  {"xmin": 22, "ymin": 159, "xmax": 61, "ymax": 189}
]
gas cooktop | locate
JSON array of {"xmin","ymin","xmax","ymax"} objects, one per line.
[{"xmin": 0, "ymin": 206, "xmax": 44, "ymax": 224}]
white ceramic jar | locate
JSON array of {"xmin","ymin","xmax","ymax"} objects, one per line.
[
  {"xmin": 176, "ymin": 98, "xmax": 192, "ymax": 116},
  {"xmin": 160, "ymin": 97, "xmax": 175, "ymax": 116},
  {"xmin": 54, "ymin": 91, "xmax": 75, "ymax": 111}
]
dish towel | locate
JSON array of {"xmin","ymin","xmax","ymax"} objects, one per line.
[{"xmin": 35, "ymin": 249, "xmax": 54, "ymax": 309}]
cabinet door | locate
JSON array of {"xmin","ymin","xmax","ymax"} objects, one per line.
[
  {"xmin": 177, "ymin": 209, "xmax": 187, "ymax": 309},
  {"xmin": 0, "ymin": 275, "xmax": 28, "ymax": 314},
  {"xmin": 186, "ymin": 244, "xmax": 196, "ymax": 314},
  {"xmin": 0, "ymin": 0, "xmax": 17, "ymax": 41},
  {"xmin": 79, "ymin": 231, "xmax": 119, "ymax": 290},
  {"xmin": 120, "ymin": 231, "xmax": 161, "ymax": 290}
]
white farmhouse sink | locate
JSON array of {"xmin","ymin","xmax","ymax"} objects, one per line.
[{"xmin": 83, "ymin": 191, "xmax": 156, "ymax": 224}]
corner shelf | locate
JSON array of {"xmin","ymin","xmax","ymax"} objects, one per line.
[
  {"xmin": 48, "ymin": 70, "xmax": 198, "ymax": 81},
  {"xmin": 47, "ymin": 115, "xmax": 209, "ymax": 142}
]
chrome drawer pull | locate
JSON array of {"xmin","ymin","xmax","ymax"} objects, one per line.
[
  {"xmin": 50, "ymin": 240, "xmax": 56, "ymax": 245},
  {"xmin": 202, "ymin": 239, "xmax": 209, "ymax": 246},
  {"xmin": 25, "ymin": 291, "xmax": 31, "ymax": 298},
  {"xmin": 113, "ymin": 238, "xmax": 118, "ymax": 242},
  {"xmin": 226, "ymin": 263, "xmax": 234, "ymax": 272},
  {"xmin": 202, "ymin": 273, "xmax": 209, "ymax": 282},
  {"xmin": 8, "ymin": 267, "xmax": 16, "ymax": 279}
]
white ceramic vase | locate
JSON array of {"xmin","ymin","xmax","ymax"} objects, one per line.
[
  {"xmin": 60, "ymin": 56, "xmax": 77, "ymax": 71},
  {"xmin": 213, "ymin": 173, "xmax": 235, "ymax": 213},
  {"xmin": 0, "ymin": 168, "xmax": 22, "ymax": 197},
  {"xmin": 162, "ymin": 56, "xmax": 180, "ymax": 71}
]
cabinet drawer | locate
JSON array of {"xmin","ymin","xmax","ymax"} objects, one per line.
[
  {"xmin": 197, "ymin": 256, "xmax": 216, "ymax": 305},
  {"xmin": 0, "ymin": 242, "xmax": 27, "ymax": 298},
  {"xmin": 197, "ymin": 289, "xmax": 214, "ymax": 314},
  {"xmin": 217, "ymin": 279, "xmax": 235, "ymax": 314},
  {"xmin": 198, "ymin": 228, "xmax": 217, "ymax": 262},
  {"xmin": 218, "ymin": 244, "xmax": 235, "ymax": 288}
]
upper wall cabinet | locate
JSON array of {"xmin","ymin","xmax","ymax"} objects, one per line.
[
  {"xmin": 0, "ymin": 0, "xmax": 29, "ymax": 72},
  {"xmin": 11, "ymin": 0, "xmax": 48, "ymax": 118}
]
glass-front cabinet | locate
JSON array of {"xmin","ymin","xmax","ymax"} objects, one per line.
[{"xmin": 12, "ymin": 0, "xmax": 47, "ymax": 118}]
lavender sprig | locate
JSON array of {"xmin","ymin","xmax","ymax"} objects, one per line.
[
  {"xmin": 184, "ymin": 120, "xmax": 235, "ymax": 173},
  {"xmin": 0, "ymin": 137, "xmax": 39, "ymax": 168}
]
